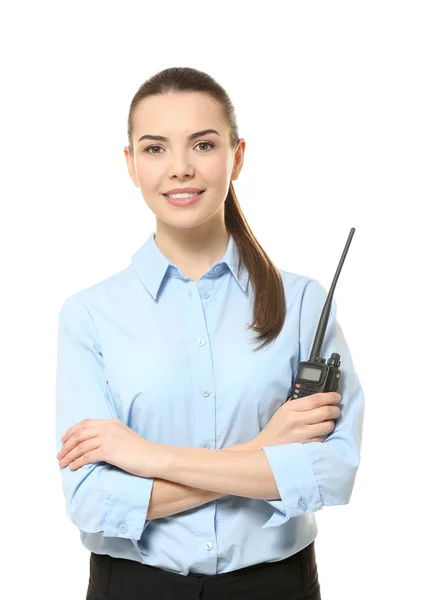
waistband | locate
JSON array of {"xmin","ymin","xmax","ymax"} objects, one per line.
[{"xmin": 90, "ymin": 541, "xmax": 315, "ymax": 583}]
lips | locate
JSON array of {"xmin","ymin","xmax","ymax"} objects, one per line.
[
  {"xmin": 164, "ymin": 190, "xmax": 205, "ymax": 207},
  {"xmin": 163, "ymin": 188, "xmax": 205, "ymax": 195}
]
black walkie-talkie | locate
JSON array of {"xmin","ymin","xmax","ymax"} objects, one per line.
[{"xmin": 286, "ymin": 228, "xmax": 356, "ymax": 402}]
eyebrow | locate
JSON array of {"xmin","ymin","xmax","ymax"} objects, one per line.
[{"xmin": 137, "ymin": 129, "xmax": 220, "ymax": 144}]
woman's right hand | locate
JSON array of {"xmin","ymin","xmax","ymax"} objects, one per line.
[{"xmin": 253, "ymin": 392, "xmax": 341, "ymax": 446}]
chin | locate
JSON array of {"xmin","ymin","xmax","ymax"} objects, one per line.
[{"xmin": 160, "ymin": 210, "xmax": 217, "ymax": 230}]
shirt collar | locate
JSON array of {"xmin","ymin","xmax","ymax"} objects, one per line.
[{"xmin": 131, "ymin": 232, "xmax": 249, "ymax": 300}]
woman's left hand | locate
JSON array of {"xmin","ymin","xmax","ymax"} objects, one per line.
[{"xmin": 57, "ymin": 418, "xmax": 159, "ymax": 478}]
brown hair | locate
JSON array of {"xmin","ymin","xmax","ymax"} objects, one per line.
[{"xmin": 126, "ymin": 67, "xmax": 285, "ymax": 352}]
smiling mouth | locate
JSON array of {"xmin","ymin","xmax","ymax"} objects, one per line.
[
  {"xmin": 163, "ymin": 191, "xmax": 205, "ymax": 206},
  {"xmin": 163, "ymin": 191, "xmax": 205, "ymax": 198}
]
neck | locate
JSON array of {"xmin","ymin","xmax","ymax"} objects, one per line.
[{"xmin": 154, "ymin": 217, "xmax": 230, "ymax": 278}]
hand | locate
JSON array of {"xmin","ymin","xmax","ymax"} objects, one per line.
[
  {"xmin": 254, "ymin": 392, "xmax": 341, "ymax": 447},
  {"xmin": 57, "ymin": 418, "xmax": 158, "ymax": 477}
]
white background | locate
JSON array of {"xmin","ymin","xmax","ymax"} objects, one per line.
[{"xmin": 1, "ymin": 1, "xmax": 425, "ymax": 598}]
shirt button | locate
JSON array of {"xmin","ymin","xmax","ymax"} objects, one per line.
[
  {"xmin": 204, "ymin": 542, "xmax": 213, "ymax": 551},
  {"xmin": 298, "ymin": 497, "xmax": 308, "ymax": 511},
  {"xmin": 214, "ymin": 265, "xmax": 221, "ymax": 273},
  {"xmin": 202, "ymin": 292, "xmax": 210, "ymax": 299},
  {"xmin": 202, "ymin": 389, "xmax": 210, "ymax": 397},
  {"xmin": 203, "ymin": 443, "xmax": 210, "ymax": 449},
  {"xmin": 197, "ymin": 338, "xmax": 205, "ymax": 346},
  {"xmin": 119, "ymin": 522, "xmax": 128, "ymax": 534}
]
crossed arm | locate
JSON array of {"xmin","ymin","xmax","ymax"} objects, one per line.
[{"xmin": 147, "ymin": 440, "xmax": 278, "ymax": 520}]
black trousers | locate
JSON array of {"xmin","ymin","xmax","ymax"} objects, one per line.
[{"xmin": 86, "ymin": 541, "xmax": 321, "ymax": 599}]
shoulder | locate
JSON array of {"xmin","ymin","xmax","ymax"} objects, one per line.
[
  {"xmin": 273, "ymin": 269, "xmax": 334, "ymax": 338},
  {"xmin": 274, "ymin": 268, "xmax": 332, "ymax": 320},
  {"xmin": 57, "ymin": 264, "xmax": 132, "ymax": 325},
  {"xmin": 276, "ymin": 267, "xmax": 326, "ymax": 302}
]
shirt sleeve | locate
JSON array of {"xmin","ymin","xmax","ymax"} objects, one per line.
[
  {"xmin": 260, "ymin": 277, "xmax": 365, "ymax": 529},
  {"xmin": 55, "ymin": 293, "xmax": 154, "ymax": 540}
]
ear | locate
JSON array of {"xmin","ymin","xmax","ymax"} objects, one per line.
[
  {"xmin": 232, "ymin": 139, "xmax": 246, "ymax": 180},
  {"xmin": 123, "ymin": 146, "xmax": 140, "ymax": 188}
]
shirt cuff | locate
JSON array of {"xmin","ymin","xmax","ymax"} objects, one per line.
[
  {"xmin": 102, "ymin": 465, "xmax": 154, "ymax": 541},
  {"xmin": 260, "ymin": 443, "xmax": 322, "ymax": 528}
]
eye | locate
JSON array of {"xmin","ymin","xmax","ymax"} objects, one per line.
[
  {"xmin": 195, "ymin": 141, "xmax": 214, "ymax": 151},
  {"xmin": 144, "ymin": 141, "xmax": 215, "ymax": 154},
  {"xmin": 144, "ymin": 145, "xmax": 163, "ymax": 154}
]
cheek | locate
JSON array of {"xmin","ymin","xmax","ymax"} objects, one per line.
[
  {"xmin": 201, "ymin": 156, "xmax": 228, "ymax": 183},
  {"xmin": 205, "ymin": 168, "xmax": 224, "ymax": 186},
  {"xmin": 136, "ymin": 163, "xmax": 163, "ymax": 189}
]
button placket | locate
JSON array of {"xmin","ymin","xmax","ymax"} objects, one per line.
[
  {"xmin": 186, "ymin": 280, "xmax": 216, "ymax": 460},
  {"xmin": 185, "ymin": 276, "xmax": 220, "ymax": 575}
]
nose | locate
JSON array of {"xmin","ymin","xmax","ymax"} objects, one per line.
[{"xmin": 168, "ymin": 153, "xmax": 195, "ymax": 179}]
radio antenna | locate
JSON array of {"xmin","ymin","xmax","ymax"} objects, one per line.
[{"xmin": 310, "ymin": 228, "xmax": 356, "ymax": 362}]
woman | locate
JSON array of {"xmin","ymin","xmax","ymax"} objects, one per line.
[{"xmin": 56, "ymin": 66, "xmax": 364, "ymax": 599}]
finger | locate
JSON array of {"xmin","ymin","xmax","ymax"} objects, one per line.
[
  {"xmin": 58, "ymin": 423, "xmax": 100, "ymax": 458},
  {"xmin": 292, "ymin": 392, "xmax": 341, "ymax": 411},
  {"xmin": 61, "ymin": 422, "xmax": 87, "ymax": 443},
  {"xmin": 57, "ymin": 430, "xmax": 87, "ymax": 459},
  {"xmin": 59, "ymin": 442, "xmax": 87, "ymax": 468},
  {"xmin": 59, "ymin": 438, "xmax": 101, "ymax": 469},
  {"xmin": 302, "ymin": 420, "xmax": 335, "ymax": 440},
  {"xmin": 301, "ymin": 405, "xmax": 341, "ymax": 425},
  {"xmin": 61, "ymin": 419, "xmax": 103, "ymax": 442},
  {"xmin": 61, "ymin": 429, "xmax": 99, "ymax": 458},
  {"xmin": 69, "ymin": 449, "xmax": 100, "ymax": 471},
  {"xmin": 61, "ymin": 421, "xmax": 85, "ymax": 443}
]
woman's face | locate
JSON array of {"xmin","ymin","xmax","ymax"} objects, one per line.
[{"xmin": 124, "ymin": 91, "xmax": 245, "ymax": 231}]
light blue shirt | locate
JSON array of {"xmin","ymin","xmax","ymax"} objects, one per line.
[{"xmin": 56, "ymin": 231, "xmax": 364, "ymax": 576}]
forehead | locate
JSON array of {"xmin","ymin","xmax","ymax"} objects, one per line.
[{"xmin": 133, "ymin": 92, "xmax": 224, "ymax": 135}]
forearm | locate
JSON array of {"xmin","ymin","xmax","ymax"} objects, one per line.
[
  {"xmin": 147, "ymin": 441, "xmax": 256, "ymax": 520},
  {"xmin": 155, "ymin": 441, "xmax": 280, "ymax": 501}
]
